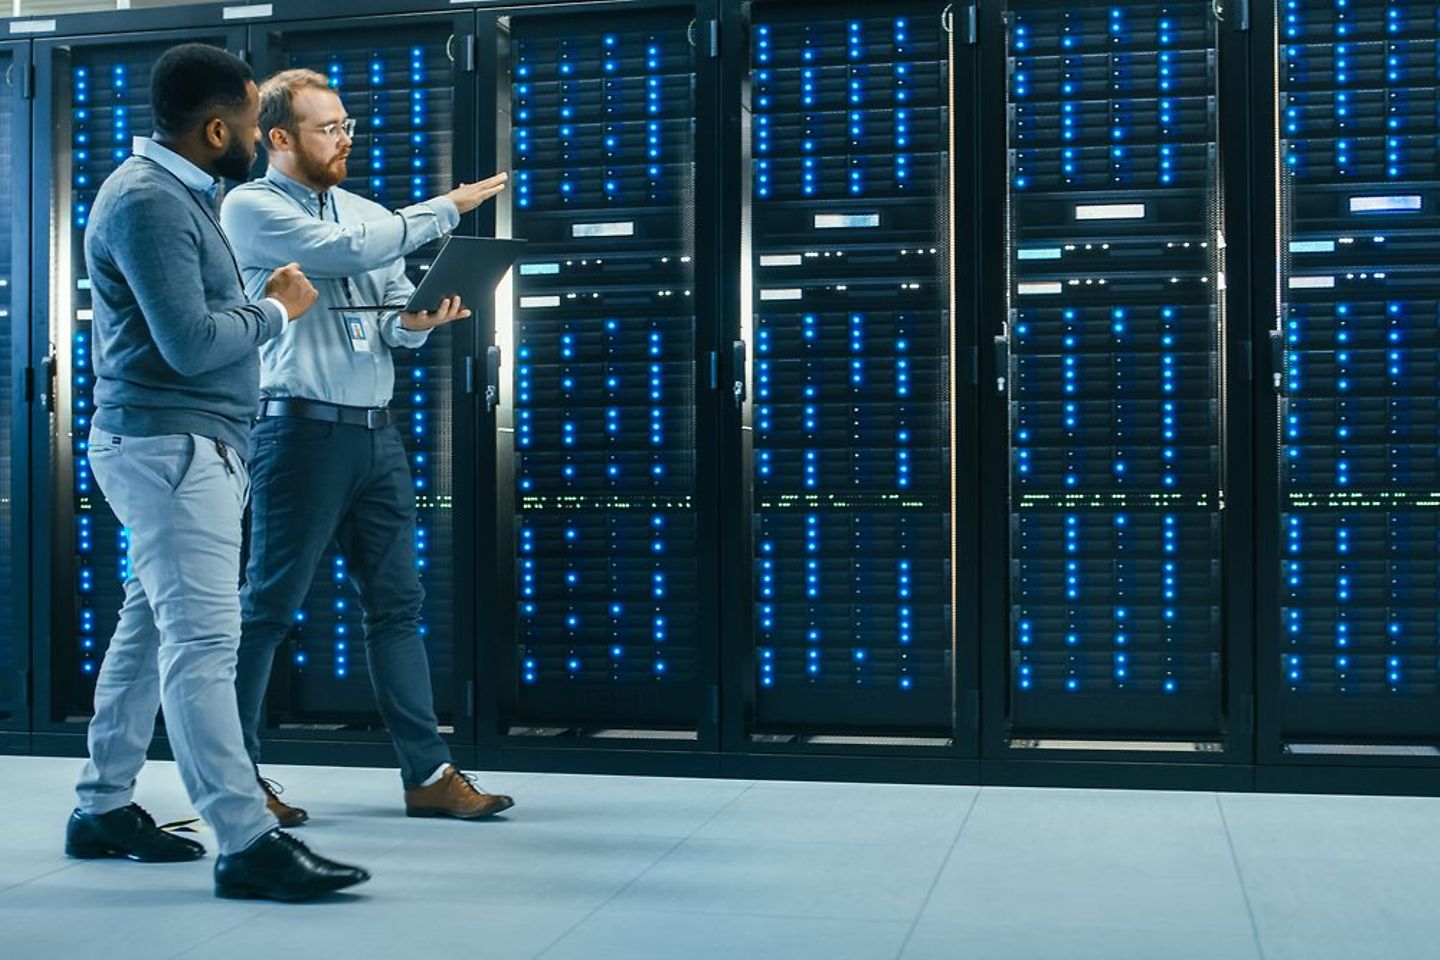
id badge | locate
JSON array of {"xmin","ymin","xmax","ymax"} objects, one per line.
[{"xmin": 343, "ymin": 313, "xmax": 371, "ymax": 353}]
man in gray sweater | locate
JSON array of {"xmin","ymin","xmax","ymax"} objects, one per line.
[{"xmin": 63, "ymin": 43, "xmax": 368, "ymax": 901}]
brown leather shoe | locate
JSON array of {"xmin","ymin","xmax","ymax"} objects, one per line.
[
  {"xmin": 258, "ymin": 777, "xmax": 309, "ymax": 828},
  {"xmin": 404, "ymin": 766, "xmax": 514, "ymax": 820}
]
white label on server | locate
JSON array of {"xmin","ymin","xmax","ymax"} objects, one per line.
[
  {"xmin": 1290, "ymin": 240, "xmax": 1336, "ymax": 254},
  {"xmin": 1017, "ymin": 282, "xmax": 1064, "ymax": 296},
  {"xmin": 77, "ymin": 309, "xmax": 94, "ymax": 321},
  {"xmin": 222, "ymin": 4, "xmax": 273, "ymax": 19},
  {"xmin": 1349, "ymin": 195, "xmax": 1422, "ymax": 213},
  {"xmin": 759, "ymin": 288, "xmax": 803, "ymax": 301},
  {"xmin": 1017, "ymin": 247, "xmax": 1063, "ymax": 261},
  {"xmin": 519, "ymin": 263, "xmax": 560, "ymax": 276},
  {"xmin": 1075, "ymin": 203, "xmax": 1147, "ymax": 221},
  {"xmin": 759, "ymin": 254, "xmax": 804, "ymax": 267},
  {"xmin": 8, "ymin": 19, "xmax": 56, "ymax": 33},
  {"xmin": 519, "ymin": 296, "xmax": 561, "ymax": 309},
  {"xmin": 1289, "ymin": 275, "xmax": 1337, "ymax": 289},
  {"xmin": 814, "ymin": 213, "xmax": 880, "ymax": 229},
  {"xmin": 572, "ymin": 221, "xmax": 635, "ymax": 238}
]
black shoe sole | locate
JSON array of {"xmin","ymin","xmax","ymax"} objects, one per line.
[
  {"xmin": 214, "ymin": 873, "xmax": 370, "ymax": 902},
  {"xmin": 66, "ymin": 842, "xmax": 205, "ymax": 863}
]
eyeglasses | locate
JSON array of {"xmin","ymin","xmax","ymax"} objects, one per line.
[{"xmin": 315, "ymin": 118, "xmax": 357, "ymax": 140}]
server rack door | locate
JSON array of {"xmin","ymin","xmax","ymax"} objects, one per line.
[
  {"xmin": 247, "ymin": 11, "xmax": 477, "ymax": 742},
  {"xmin": 33, "ymin": 28, "xmax": 246, "ymax": 729},
  {"xmin": 998, "ymin": 0, "xmax": 1229, "ymax": 743},
  {"xmin": 1269, "ymin": 0, "xmax": 1440, "ymax": 751},
  {"xmin": 740, "ymin": 2, "xmax": 957, "ymax": 738},
  {"xmin": 0, "ymin": 43, "xmax": 29, "ymax": 732},
  {"xmin": 493, "ymin": 2, "xmax": 717, "ymax": 734}
]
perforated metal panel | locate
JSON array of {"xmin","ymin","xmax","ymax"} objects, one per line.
[
  {"xmin": 1004, "ymin": 0, "xmax": 1226, "ymax": 736},
  {"xmin": 747, "ymin": 5, "xmax": 954, "ymax": 732},
  {"xmin": 503, "ymin": 11, "xmax": 702, "ymax": 725},
  {"xmin": 1275, "ymin": 0, "xmax": 1440, "ymax": 741}
]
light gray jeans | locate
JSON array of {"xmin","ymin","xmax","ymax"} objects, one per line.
[{"xmin": 74, "ymin": 427, "xmax": 274, "ymax": 855}]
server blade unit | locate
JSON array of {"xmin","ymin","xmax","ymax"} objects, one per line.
[
  {"xmin": 1005, "ymin": 0, "xmax": 1226, "ymax": 737},
  {"xmin": 749, "ymin": 4, "xmax": 954, "ymax": 733},
  {"xmin": 503, "ymin": 11, "xmax": 702, "ymax": 727},
  {"xmin": 1276, "ymin": 0, "xmax": 1440, "ymax": 742}
]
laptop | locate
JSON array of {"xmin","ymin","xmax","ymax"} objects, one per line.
[{"xmin": 332, "ymin": 236, "xmax": 526, "ymax": 313}]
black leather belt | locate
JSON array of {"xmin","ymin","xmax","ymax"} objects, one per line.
[{"xmin": 258, "ymin": 398, "xmax": 393, "ymax": 430}]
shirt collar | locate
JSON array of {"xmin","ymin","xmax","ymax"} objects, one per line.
[
  {"xmin": 264, "ymin": 164, "xmax": 332, "ymax": 212},
  {"xmin": 132, "ymin": 136, "xmax": 220, "ymax": 200}
]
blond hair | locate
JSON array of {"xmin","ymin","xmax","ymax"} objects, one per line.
[{"xmin": 257, "ymin": 68, "xmax": 335, "ymax": 138}]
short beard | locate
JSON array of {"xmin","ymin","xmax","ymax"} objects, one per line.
[
  {"xmin": 295, "ymin": 141, "xmax": 348, "ymax": 190},
  {"xmin": 215, "ymin": 135, "xmax": 256, "ymax": 182}
]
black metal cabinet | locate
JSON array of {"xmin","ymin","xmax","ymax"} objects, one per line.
[
  {"xmin": 1259, "ymin": 0, "xmax": 1440, "ymax": 764},
  {"xmin": 980, "ymin": 0, "xmax": 1252, "ymax": 766},
  {"xmin": 246, "ymin": 7, "xmax": 480, "ymax": 746},
  {"xmin": 730, "ymin": 0, "xmax": 965, "ymax": 748},
  {"xmin": 30, "ymin": 25, "xmax": 246, "ymax": 732},
  {"xmin": 485, "ymin": 0, "xmax": 723, "ymax": 745},
  {"xmin": 0, "ymin": 42, "xmax": 31, "ymax": 733}
]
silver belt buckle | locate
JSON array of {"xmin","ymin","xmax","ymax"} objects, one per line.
[{"xmin": 366, "ymin": 408, "xmax": 387, "ymax": 430}]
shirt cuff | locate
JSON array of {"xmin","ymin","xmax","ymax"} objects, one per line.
[
  {"xmin": 430, "ymin": 196, "xmax": 462, "ymax": 232},
  {"xmin": 263, "ymin": 297, "xmax": 290, "ymax": 325},
  {"xmin": 386, "ymin": 314, "xmax": 432, "ymax": 350}
]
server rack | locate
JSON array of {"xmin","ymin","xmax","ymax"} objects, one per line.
[
  {"xmin": 728, "ymin": 0, "xmax": 969, "ymax": 757},
  {"xmin": 30, "ymin": 25, "xmax": 246, "ymax": 733},
  {"xmin": 246, "ymin": 8, "xmax": 479, "ymax": 747},
  {"xmin": 981, "ymin": 0, "xmax": 1251, "ymax": 774},
  {"xmin": 0, "ymin": 42, "xmax": 31, "ymax": 734},
  {"xmin": 488, "ymin": 0, "xmax": 723, "ymax": 750},
  {"xmin": 1259, "ymin": 0, "xmax": 1440, "ymax": 771}
]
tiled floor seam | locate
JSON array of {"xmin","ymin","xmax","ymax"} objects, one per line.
[
  {"xmin": 1215, "ymin": 793, "xmax": 1268, "ymax": 960},
  {"xmin": 892, "ymin": 786, "xmax": 982, "ymax": 960},
  {"xmin": 531, "ymin": 780, "xmax": 762, "ymax": 960}
]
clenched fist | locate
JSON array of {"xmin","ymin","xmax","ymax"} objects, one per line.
[{"xmin": 264, "ymin": 262, "xmax": 319, "ymax": 320}]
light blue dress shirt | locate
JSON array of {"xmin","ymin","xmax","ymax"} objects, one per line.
[{"xmin": 219, "ymin": 165, "xmax": 461, "ymax": 409}]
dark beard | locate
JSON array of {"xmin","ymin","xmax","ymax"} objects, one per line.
[{"xmin": 215, "ymin": 134, "xmax": 256, "ymax": 182}]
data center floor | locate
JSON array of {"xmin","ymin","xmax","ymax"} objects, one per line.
[{"xmin": 1, "ymin": 754, "xmax": 1436, "ymax": 959}]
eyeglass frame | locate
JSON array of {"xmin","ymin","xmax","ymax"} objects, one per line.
[{"xmin": 311, "ymin": 117, "xmax": 357, "ymax": 140}]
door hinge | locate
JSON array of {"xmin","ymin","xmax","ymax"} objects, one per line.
[
  {"xmin": 463, "ymin": 355, "xmax": 476, "ymax": 395},
  {"xmin": 464, "ymin": 35, "xmax": 478, "ymax": 74},
  {"xmin": 21, "ymin": 62, "xmax": 35, "ymax": 100},
  {"xmin": 466, "ymin": 680, "xmax": 475, "ymax": 718},
  {"xmin": 966, "ymin": 5, "xmax": 978, "ymax": 45},
  {"xmin": 708, "ymin": 20, "xmax": 719, "ymax": 58},
  {"xmin": 23, "ymin": 366, "xmax": 33, "ymax": 403}
]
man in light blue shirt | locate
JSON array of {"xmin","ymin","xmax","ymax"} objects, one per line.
[{"xmin": 220, "ymin": 68, "xmax": 512, "ymax": 824}]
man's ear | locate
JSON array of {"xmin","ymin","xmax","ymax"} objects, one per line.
[
  {"xmin": 267, "ymin": 125, "xmax": 291, "ymax": 153},
  {"xmin": 202, "ymin": 116, "xmax": 228, "ymax": 151}
]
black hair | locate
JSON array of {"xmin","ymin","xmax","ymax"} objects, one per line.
[{"xmin": 150, "ymin": 43, "xmax": 253, "ymax": 139}]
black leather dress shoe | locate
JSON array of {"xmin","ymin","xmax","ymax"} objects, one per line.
[
  {"xmin": 65, "ymin": 804, "xmax": 206, "ymax": 862},
  {"xmin": 214, "ymin": 829, "xmax": 370, "ymax": 901}
]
